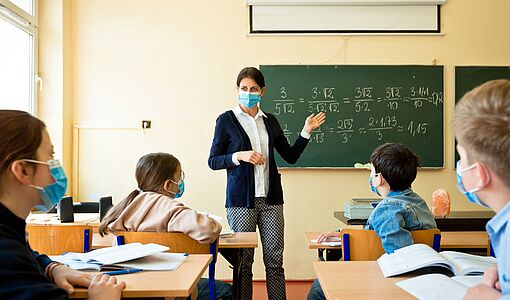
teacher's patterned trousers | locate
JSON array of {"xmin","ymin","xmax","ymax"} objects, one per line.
[{"xmin": 226, "ymin": 197, "xmax": 286, "ymax": 300}]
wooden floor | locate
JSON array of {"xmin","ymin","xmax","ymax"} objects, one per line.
[{"xmin": 253, "ymin": 280, "xmax": 313, "ymax": 300}]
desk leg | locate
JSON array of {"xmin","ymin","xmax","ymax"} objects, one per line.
[
  {"xmin": 318, "ymin": 249, "xmax": 325, "ymax": 261},
  {"xmin": 219, "ymin": 248, "xmax": 244, "ymax": 300}
]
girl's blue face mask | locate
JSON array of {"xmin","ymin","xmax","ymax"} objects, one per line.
[
  {"xmin": 238, "ymin": 91, "xmax": 261, "ymax": 108},
  {"xmin": 24, "ymin": 159, "xmax": 68, "ymax": 212},
  {"xmin": 455, "ymin": 160, "xmax": 489, "ymax": 207},
  {"xmin": 167, "ymin": 171, "xmax": 185, "ymax": 198}
]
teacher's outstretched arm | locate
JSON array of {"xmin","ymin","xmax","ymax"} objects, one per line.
[{"xmin": 273, "ymin": 111, "xmax": 326, "ymax": 164}]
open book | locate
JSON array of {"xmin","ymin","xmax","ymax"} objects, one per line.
[
  {"xmin": 50, "ymin": 243, "xmax": 189, "ymax": 271},
  {"xmin": 377, "ymin": 243, "xmax": 496, "ymax": 278},
  {"xmin": 396, "ymin": 274, "xmax": 483, "ymax": 300}
]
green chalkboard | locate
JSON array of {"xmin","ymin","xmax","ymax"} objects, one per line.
[
  {"xmin": 454, "ymin": 66, "xmax": 510, "ymax": 163},
  {"xmin": 259, "ymin": 65, "xmax": 444, "ymax": 168}
]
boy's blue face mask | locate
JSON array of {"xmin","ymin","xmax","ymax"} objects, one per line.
[
  {"xmin": 368, "ymin": 174, "xmax": 381, "ymax": 196},
  {"xmin": 455, "ymin": 160, "xmax": 489, "ymax": 207},
  {"xmin": 238, "ymin": 91, "xmax": 261, "ymax": 108},
  {"xmin": 24, "ymin": 159, "xmax": 68, "ymax": 212}
]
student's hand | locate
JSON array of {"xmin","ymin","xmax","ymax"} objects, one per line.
[
  {"xmin": 303, "ymin": 112, "xmax": 326, "ymax": 134},
  {"xmin": 463, "ymin": 284, "xmax": 501, "ymax": 300},
  {"xmin": 52, "ymin": 264, "xmax": 93, "ymax": 294},
  {"xmin": 238, "ymin": 151, "xmax": 265, "ymax": 165},
  {"xmin": 88, "ymin": 273, "xmax": 126, "ymax": 300},
  {"xmin": 482, "ymin": 265, "xmax": 501, "ymax": 290},
  {"xmin": 317, "ymin": 231, "xmax": 340, "ymax": 243}
]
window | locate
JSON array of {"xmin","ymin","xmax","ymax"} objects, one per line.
[
  {"xmin": 0, "ymin": 0, "xmax": 37, "ymax": 113},
  {"xmin": 247, "ymin": 0, "xmax": 446, "ymax": 34}
]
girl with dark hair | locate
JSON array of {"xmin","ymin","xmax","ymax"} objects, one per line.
[
  {"xmin": 99, "ymin": 152, "xmax": 231, "ymax": 300},
  {"xmin": 0, "ymin": 110, "xmax": 125, "ymax": 300},
  {"xmin": 99, "ymin": 152, "xmax": 221, "ymax": 242},
  {"xmin": 208, "ymin": 67, "xmax": 326, "ymax": 299}
]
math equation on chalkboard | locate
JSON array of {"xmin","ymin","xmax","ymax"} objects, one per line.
[{"xmin": 260, "ymin": 65, "xmax": 444, "ymax": 168}]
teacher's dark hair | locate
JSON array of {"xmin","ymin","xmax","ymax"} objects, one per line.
[
  {"xmin": 236, "ymin": 67, "xmax": 265, "ymax": 88},
  {"xmin": 99, "ymin": 152, "xmax": 181, "ymax": 236},
  {"xmin": 0, "ymin": 110, "xmax": 46, "ymax": 194}
]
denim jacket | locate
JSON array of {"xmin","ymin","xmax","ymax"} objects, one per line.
[{"xmin": 365, "ymin": 188, "xmax": 437, "ymax": 253}]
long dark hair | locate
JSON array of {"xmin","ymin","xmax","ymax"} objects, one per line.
[
  {"xmin": 236, "ymin": 67, "xmax": 265, "ymax": 88},
  {"xmin": 0, "ymin": 110, "xmax": 46, "ymax": 196},
  {"xmin": 99, "ymin": 152, "xmax": 181, "ymax": 236}
]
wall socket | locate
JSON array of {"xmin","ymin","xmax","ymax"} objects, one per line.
[{"xmin": 142, "ymin": 120, "xmax": 151, "ymax": 129}]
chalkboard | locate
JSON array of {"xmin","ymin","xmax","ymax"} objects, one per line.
[
  {"xmin": 259, "ymin": 65, "xmax": 444, "ymax": 168},
  {"xmin": 454, "ymin": 66, "xmax": 510, "ymax": 163}
]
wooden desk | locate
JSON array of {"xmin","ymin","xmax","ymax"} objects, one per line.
[
  {"xmin": 92, "ymin": 232, "xmax": 258, "ymax": 300},
  {"xmin": 70, "ymin": 254, "xmax": 211, "ymax": 299},
  {"xmin": 305, "ymin": 232, "xmax": 342, "ymax": 261},
  {"xmin": 28, "ymin": 214, "xmax": 258, "ymax": 300},
  {"xmin": 313, "ymin": 261, "xmax": 413, "ymax": 300},
  {"xmin": 218, "ymin": 232, "xmax": 258, "ymax": 300}
]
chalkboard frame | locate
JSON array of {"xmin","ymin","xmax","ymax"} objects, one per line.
[
  {"xmin": 454, "ymin": 66, "xmax": 510, "ymax": 166},
  {"xmin": 260, "ymin": 64, "xmax": 445, "ymax": 169}
]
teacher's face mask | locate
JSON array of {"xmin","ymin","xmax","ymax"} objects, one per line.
[{"xmin": 238, "ymin": 91, "xmax": 261, "ymax": 108}]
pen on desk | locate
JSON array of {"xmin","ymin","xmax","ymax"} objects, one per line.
[{"xmin": 103, "ymin": 268, "xmax": 143, "ymax": 276}]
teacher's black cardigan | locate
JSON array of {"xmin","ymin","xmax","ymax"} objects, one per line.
[{"xmin": 208, "ymin": 110, "xmax": 309, "ymax": 208}]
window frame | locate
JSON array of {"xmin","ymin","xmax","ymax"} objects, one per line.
[{"xmin": 0, "ymin": 0, "xmax": 38, "ymax": 114}]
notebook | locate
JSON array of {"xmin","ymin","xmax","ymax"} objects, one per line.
[{"xmin": 396, "ymin": 273, "xmax": 483, "ymax": 300}]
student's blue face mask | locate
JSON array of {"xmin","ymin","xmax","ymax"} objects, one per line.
[
  {"xmin": 455, "ymin": 160, "xmax": 489, "ymax": 207},
  {"xmin": 24, "ymin": 159, "xmax": 68, "ymax": 212},
  {"xmin": 238, "ymin": 91, "xmax": 261, "ymax": 108},
  {"xmin": 368, "ymin": 174, "xmax": 381, "ymax": 196},
  {"xmin": 167, "ymin": 172, "xmax": 185, "ymax": 198}
]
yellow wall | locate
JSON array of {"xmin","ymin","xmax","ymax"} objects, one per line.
[{"xmin": 38, "ymin": 0, "xmax": 510, "ymax": 279}]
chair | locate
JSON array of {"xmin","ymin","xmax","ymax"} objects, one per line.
[
  {"xmin": 26, "ymin": 224, "xmax": 92, "ymax": 255},
  {"xmin": 115, "ymin": 231, "xmax": 218, "ymax": 300},
  {"xmin": 341, "ymin": 228, "xmax": 441, "ymax": 261}
]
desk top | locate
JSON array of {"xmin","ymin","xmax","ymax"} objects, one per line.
[
  {"xmin": 313, "ymin": 261, "xmax": 413, "ymax": 300},
  {"xmin": 92, "ymin": 231, "xmax": 259, "ymax": 249},
  {"xmin": 27, "ymin": 213, "xmax": 100, "ymax": 226},
  {"xmin": 70, "ymin": 254, "xmax": 211, "ymax": 298},
  {"xmin": 334, "ymin": 210, "xmax": 495, "ymax": 231},
  {"xmin": 218, "ymin": 232, "xmax": 258, "ymax": 249},
  {"xmin": 305, "ymin": 232, "xmax": 343, "ymax": 250}
]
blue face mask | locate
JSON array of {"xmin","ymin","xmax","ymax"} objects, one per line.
[
  {"xmin": 368, "ymin": 175, "xmax": 381, "ymax": 196},
  {"xmin": 167, "ymin": 177, "xmax": 185, "ymax": 199},
  {"xmin": 455, "ymin": 160, "xmax": 488, "ymax": 207},
  {"xmin": 24, "ymin": 159, "xmax": 68, "ymax": 212},
  {"xmin": 174, "ymin": 180, "xmax": 185, "ymax": 198},
  {"xmin": 238, "ymin": 91, "xmax": 261, "ymax": 108}
]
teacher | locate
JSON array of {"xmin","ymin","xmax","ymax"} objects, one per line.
[{"xmin": 208, "ymin": 67, "xmax": 326, "ymax": 300}]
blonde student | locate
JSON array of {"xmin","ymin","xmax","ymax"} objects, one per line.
[
  {"xmin": 0, "ymin": 110, "xmax": 125, "ymax": 300},
  {"xmin": 99, "ymin": 152, "xmax": 231, "ymax": 299},
  {"xmin": 452, "ymin": 79, "xmax": 510, "ymax": 300}
]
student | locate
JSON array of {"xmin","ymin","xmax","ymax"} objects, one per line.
[
  {"xmin": 0, "ymin": 110, "xmax": 125, "ymax": 300},
  {"xmin": 452, "ymin": 79, "xmax": 510, "ymax": 300},
  {"xmin": 208, "ymin": 66, "xmax": 326, "ymax": 300},
  {"xmin": 99, "ymin": 152, "xmax": 231, "ymax": 300},
  {"xmin": 308, "ymin": 143, "xmax": 437, "ymax": 300}
]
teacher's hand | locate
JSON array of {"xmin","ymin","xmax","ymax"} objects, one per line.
[
  {"xmin": 238, "ymin": 151, "xmax": 266, "ymax": 165},
  {"xmin": 303, "ymin": 112, "xmax": 326, "ymax": 134}
]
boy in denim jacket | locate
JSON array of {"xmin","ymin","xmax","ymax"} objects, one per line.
[
  {"xmin": 453, "ymin": 80, "xmax": 510, "ymax": 300},
  {"xmin": 308, "ymin": 143, "xmax": 436, "ymax": 300},
  {"xmin": 365, "ymin": 143, "xmax": 437, "ymax": 253}
]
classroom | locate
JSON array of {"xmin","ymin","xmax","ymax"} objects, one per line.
[{"xmin": 1, "ymin": 0, "xmax": 510, "ymax": 299}]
